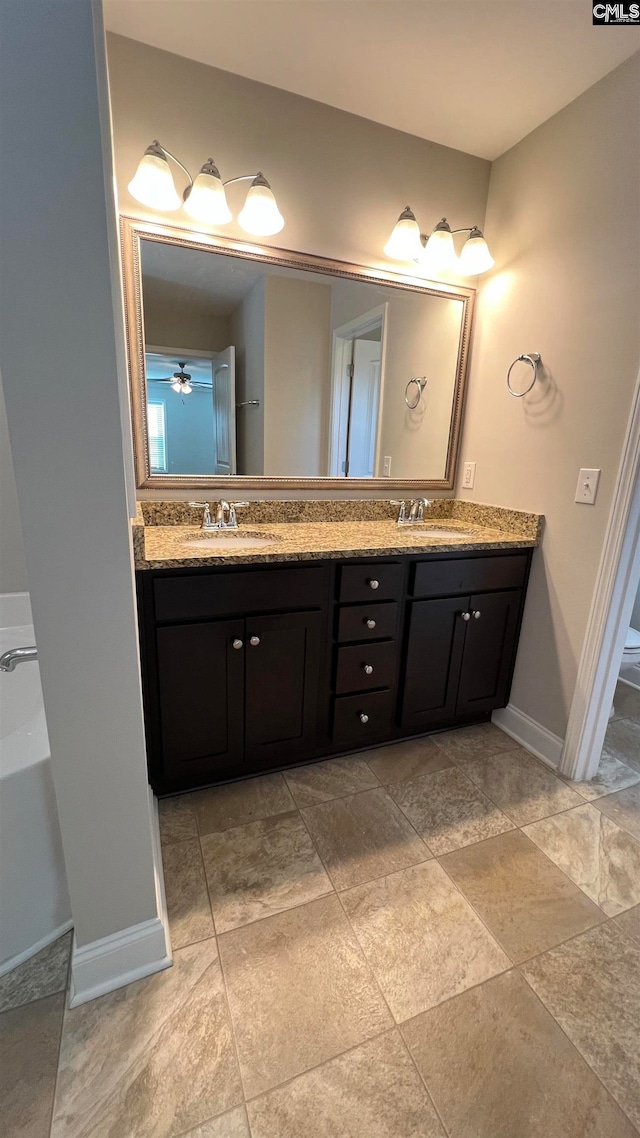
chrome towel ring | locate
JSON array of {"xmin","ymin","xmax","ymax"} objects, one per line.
[
  {"xmin": 405, "ymin": 376, "xmax": 427, "ymax": 409},
  {"xmin": 507, "ymin": 353, "xmax": 541, "ymax": 398}
]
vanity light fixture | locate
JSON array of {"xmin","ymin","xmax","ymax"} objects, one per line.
[
  {"xmin": 128, "ymin": 141, "xmax": 285, "ymax": 236},
  {"xmin": 385, "ymin": 209, "xmax": 494, "ymax": 275}
]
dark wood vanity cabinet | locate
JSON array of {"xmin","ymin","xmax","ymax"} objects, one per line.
[{"xmin": 137, "ymin": 548, "xmax": 532, "ymax": 794}]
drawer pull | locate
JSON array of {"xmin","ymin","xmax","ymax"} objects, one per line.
[
  {"xmin": 368, "ymin": 579, "xmax": 380, "ymax": 590},
  {"xmin": 461, "ymin": 611, "xmax": 471, "ymax": 622},
  {"xmin": 359, "ymin": 712, "xmax": 370, "ymax": 724},
  {"xmin": 363, "ymin": 664, "xmax": 374, "ymax": 675},
  {"xmin": 472, "ymin": 610, "xmax": 482, "ymax": 620},
  {"xmin": 249, "ymin": 635, "xmax": 261, "ymax": 646},
  {"xmin": 365, "ymin": 618, "xmax": 376, "ymax": 629},
  {"xmin": 232, "ymin": 638, "xmax": 244, "ymax": 650}
]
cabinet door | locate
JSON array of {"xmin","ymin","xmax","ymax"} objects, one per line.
[
  {"xmin": 245, "ymin": 610, "xmax": 322, "ymax": 768},
  {"xmin": 456, "ymin": 590, "xmax": 521, "ymax": 716},
  {"xmin": 156, "ymin": 619, "xmax": 245, "ymax": 787},
  {"xmin": 401, "ymin": 597, "xmax": 468, "ymax": 731}
]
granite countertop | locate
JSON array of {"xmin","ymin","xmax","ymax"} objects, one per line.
[{"xmin": 133, "ymin": 502, "xmax": 543, "ymax": 570}]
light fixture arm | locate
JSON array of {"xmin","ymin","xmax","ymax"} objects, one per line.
[{"xmin": 152, "ymin": 140, "xmax": 193, "ymax": 195}]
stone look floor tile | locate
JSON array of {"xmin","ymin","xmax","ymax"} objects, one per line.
[
  {"xmin": 522, "ymin": 921, "xmax": 640, "ymax": 1130},
  {"xmin": 602, "ymin": 717, "xmax": 640, "ymax": 772},
  {"xmin": 340, "ymin": 860, "xmax": 509, "ymax": 1022},
  {"xmin": 51, "ymin": 939, "xmax": 242, "ymax": 1138},
  {"xmin": 593, "ymin": 781, "xmax": 640, "ymax": 839},
  {"xmin": 523, "ymin": 803, "xmax": 640, "ymax": 917},
  {"xmin": 388, "ymin": 765, "xmax": 514, "ymax": 855},
  {"xmin": 301, "ymin": 787, "xmax": 430, "ymax": 891},
  {"xmin": 201, "ymin": 812, "xmax": 332, "ymax": 933},
  {"xmin": 193, "ymin": 772, "xmax": 295, "ymax": 836},
  {"xmin": 0, "ymin": 992, "xmax": 65, "ymax": 1138},
  {"xmin": 218, "ymin": 893, "xmax": 392, "ymax": 1099},
  {"xmin": 569, "ymin": 753, "xmax": 640, "ymax": 800},
  {"xmin": 403, "ymin": 969, "xmax": 637, "ymax": 1138},
  {"xmin": 0, "ymin": 930, "xmax": 71, "ymax": 1014},
  {"xmin": 431, "ymin": 721, "xmax": 514, "ymax": 764},
  {"xmin": 284, "ymin": 755, "xmax": 379, "ymax": 807},
  {"xmin": 247, "ymin": 1030, "xmax": 446, "ymax": 1138},
  {"xmin": 615, "ymin": 904, "xmax": 640, "ymax": 943},
  {"xmin": 182, "ymin": 1105, "xmax": 250, "ymax": 1137},
  {"xmin": 463, "ymin": 747, "xmax": 582, "ymax": 825},
  {"xmin": 362, "ymin": 736, "xmax": 453, "ymax": 785},
  {"xmin": 158, "ymin": 794, "xmax": 197, "ymax": 845},
  {"xmin": 441, "ymin": 830, "xmax": 604, "ymax": 963},
  {"xmin": 162, "ymin": 837, "xmax": 215, "ymax": 948}
]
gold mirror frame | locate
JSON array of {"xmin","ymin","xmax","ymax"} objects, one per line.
[{"xmin": 121, "ymin": 216, "xmax": 475, "ymax": 492}]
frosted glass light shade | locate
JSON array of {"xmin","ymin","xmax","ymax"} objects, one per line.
[
  {"xmin": 128, "ymin": 143, "xmax": 181, "ymax": 211},
  {"xmin": 419, "ymin": 218, "xmax": 457, "ymax": 274},
  {"xmin": 238, "ymin": 175, "xmax": 284, "ymax": 236},
  {"xmin": 171, "ymin": 378, "xmax": 192, "ymax": 394},
  {"xmin": 183, "ymin": 159, "xmax": 232, "ymax": 224},
  {"xmin": 384, "ymin": 207, "xmax": 423, "ymax": 261},
  {"xmin": 458, "ymin": 229, "xmax": 495, "ymax": 275}
]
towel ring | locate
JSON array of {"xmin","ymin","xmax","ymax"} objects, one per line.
[
  {"xmin": 507, "ymin": 353, "xmax": 541, "ymax": 398},
  {"xmin": 405, "ymin": 376, "xmax": 427, "ymax": 409}
]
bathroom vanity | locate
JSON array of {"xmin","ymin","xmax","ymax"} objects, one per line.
[{"xmin": 135, "ymin": 505, "xmax": 540, "ymax": 794}]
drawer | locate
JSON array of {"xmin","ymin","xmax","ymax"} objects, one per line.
[
  {"xmin": 412, "ymin": 554, "xmax": 529, "ymax": 599},
  {"xmin": 335, "ymin": 640, "xmax": 397, "ymax": 695},
  {"xmin": 332, "ymin": 689, "xmax": 394, "ymax": 749},
  {"xmin": 154, "ymin": 566, "xmax": 325, "ymax": 622},
  {"xmin": 338, "ymin": 562, "xmax": 403, "ymax": 604},
  {"xmin": 337, "ymin": 602, "xmax": 398, "ymax": 643}
]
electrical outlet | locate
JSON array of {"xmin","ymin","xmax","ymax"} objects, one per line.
[
  {"xmin": 575, "ymin": 468, "xmax": 601, "ymax": 505},
  {"xmin": 462, "ymin": 461, "xmax": 476, "ymax": 489},
  {"xmin": 383, "ymin": 455, "xmax": 392, "ymax": 477}
]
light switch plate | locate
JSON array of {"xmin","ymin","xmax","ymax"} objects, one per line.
[
  {"xmin": 575, "ymin": 468, "xmax": 601, "ymax": 505},
  {"xmin": 382, "ymin": 455, "xmax": 392, "ymax": 477},
  {"xmin": 462, "ymin": 461, "xmax": 476, "ymax": 489}
]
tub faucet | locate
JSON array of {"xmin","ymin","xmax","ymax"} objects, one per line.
[{"xmin": 0, "ymin": 646, "xmax": 38, "ymax": 672}]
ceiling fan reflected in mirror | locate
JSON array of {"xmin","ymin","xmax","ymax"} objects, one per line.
[{"xmin": 154, "ymin": 362, "xmax": 211, "ymax": 396}]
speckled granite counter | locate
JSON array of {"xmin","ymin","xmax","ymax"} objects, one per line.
[{"xmin": 133, "ymin": 500, "xmax": 543, "ymax": 570}]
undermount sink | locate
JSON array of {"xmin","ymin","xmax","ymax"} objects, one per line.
[
  {"xmin": 408, "ymin": 526, "xmax": 475, "ymax": 539},
  {"xmin": 181, "ymin": 530, "xmax": 278, "ymax": 551}
]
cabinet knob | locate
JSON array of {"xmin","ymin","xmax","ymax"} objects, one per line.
[
  {"xmin": 232, "ymin": 638, "xmax": 244, "ymax": 650},
  {"xmin": 472, "ymin": 610, "xmax": 482, "ymax": 620},
  {"xmin": 359, "ymin": 712, "xmax": 370, "ymax": 724},
  {"xmin": 368, "ymin": 579, "xmax": 380, "ymax": 590},
  {"xmin": 461, "ymin": 611, "xmax": 471, "ymax": 622},
  {"xmin": 249, "ymin": 635, "xmax": 261, "ymax": 646},
  {"xmin": 363, "ymin": 663, "xmax": 374, "ymax": 675},
  {"xmin": 365, "ymin": 618, "xmax": 376, "ymax": 629}
]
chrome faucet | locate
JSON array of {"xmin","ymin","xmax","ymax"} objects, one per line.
[
  {"xmin": 189, "ymin": 500, "xmax": 249, "ymax": 531},
  {"xmin": 392, "ymin": 497, "xmax": 431, "ymax": 526},
  {"xmin": 408, "ymin": 497, "xmax": 430, "ymax": 522},
  {"xmin": 0, "ymin": 645, "xmax": 38, "ymax": 672}
]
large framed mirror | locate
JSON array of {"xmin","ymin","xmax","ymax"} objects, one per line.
[{"xmin": 121, "ymin": 217, "xmax": 475, "ymax": 491}]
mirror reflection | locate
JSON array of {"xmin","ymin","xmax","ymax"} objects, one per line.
[{"xmin": 138, "ymin": 237, "xmax": 471, "ymax": 482}]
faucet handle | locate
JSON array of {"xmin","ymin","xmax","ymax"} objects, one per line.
[
  {"xmin": 189, "ymin": 501, "xmax": 209, "ymax": 508},
  {"xmin": 230, "ymin": 502, "xmax": 249, "ymax": 509},
  {"xmin": 391, "ymin": 499, "xmax": 407, "ymax": 524},
  {"xmin": 189, "ymin": 501, "xmax": 213, "ymax": 528},
  {"xmin": 228, "ymin": 501, "xmax": 249, "ymax": 528}
]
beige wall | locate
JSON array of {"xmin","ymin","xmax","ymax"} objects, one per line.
[
  {"xmin": 0, "ymin": 377, "xmax": 28, "ymax": 594},
  {"xmin": 231, "ymin": 279, "xmax": 266, "ymax": 475},
  {"xmin": 143, "ymin": 276, "xmax": 231, "ymax": 352},
  {"xmin": 263, "ymin": 275, "xmax": 331, "ymax": 476},
  {"xmin": 0, "ymin": 0, "xmax": 162, "ymax": 955},
  {"xmin": 456, "ymin": 53, "xmax": 640, "ymax": 739}
]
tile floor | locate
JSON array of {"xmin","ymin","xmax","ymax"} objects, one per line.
[{"xmin": 3, "ymin": 682, "xmax": 640, "ymax": 1137}]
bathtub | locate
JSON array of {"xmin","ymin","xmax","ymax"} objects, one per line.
[{"xmin": 0, "ymin": 592, "xmax": 71, "ymax": 974}]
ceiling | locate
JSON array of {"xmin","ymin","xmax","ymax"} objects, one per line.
[{"xmin": 103, "ymin": 0, "xmax": 639, "ymax": 160}]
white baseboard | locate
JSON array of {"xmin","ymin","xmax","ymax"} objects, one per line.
[
  {"xmin": 69, "ymin": 792, "xmax": 172, "ymax": 1007},
  {"xmin": 492, "ymin": 704, "xmax": 564, "ymax": 770},
  {"xmin": 0, "ymin": 918, "xmax": 74, "ymax": 979}
]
